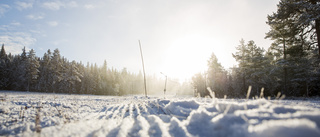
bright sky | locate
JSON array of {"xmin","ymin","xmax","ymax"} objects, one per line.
[{"xmin": 0, "ymin": 0, "xmax": 279, "ymax": 82}]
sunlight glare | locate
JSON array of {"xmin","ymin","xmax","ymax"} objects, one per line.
[{"xmin": 160, "ymin": 35, "xmax": 215, "ymax": 83}]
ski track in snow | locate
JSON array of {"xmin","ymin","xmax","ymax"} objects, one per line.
[{"xmin": 1, "ymin": 91, "xmax": 320, "ymax": 137}]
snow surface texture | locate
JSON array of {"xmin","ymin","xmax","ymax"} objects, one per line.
[{"xmin": 1, "ymin": 91, "xmax": 320, "ymax": 137}]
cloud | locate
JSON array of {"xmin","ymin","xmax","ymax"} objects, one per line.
[
  {"xmin": 47, "ymin": 21, "xmax": 58, "ymax": 27},
  {"xmin": 0, "ymin": 32, "xmax": 36, "ymax": 55},
  {"xmin": 0, "ymin": 21, "xmax": 21, "ymax": 31},
  {"xmin": 0, "ymin": 4, "xmax": 10, "ymax": 17},
  {"xmin": 67, "ymin": 1, "xmax": 78, "ymax": 8},
  {"xmin": 84, "ymin": 4, "xmax": 95, "ymax": 10},
  {"xmin": 15, "ymin": 1, "xmax": 33, "ymax": 10},
  {"xmin": 0, "ymin": 25, "xmax": 9, "ymax": 31},
  {"xmin": 26, "ymin": 14, "xmax": 44, "ymax": 20},
  {"xmin": 43, "ymin": 1, "xmax": 62, "ymax": 10},
  {"xmin": 53, "ymin": 39, "xmax": 68, "ymax": 46},
  {"xmin": 11, "ymin": 21, "xmax": 21, "ymax": 26},
  {"xmin": 42, "ymin": 1, "xmax": 78, "ymax": 10}
]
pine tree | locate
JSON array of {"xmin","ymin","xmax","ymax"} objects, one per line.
[
  {"xmin": 306, "ymin": 50, "xmax": 320, "ymax": 96},
  {"xmin": 266, "ymin": 0, "xmax": 320, "ymax": 96},
  {"xmin": 16, "ymin": 47, "xmax": 28, "ymax": 91},
  {"xmin": 285, "ymin": 44, "xmax": 313, "ymax": 96},
  {"xmin": 267, "ymin": 0, "xmax": 320, "ymax": 55},
  {"xmin": 207, "ymin": 52, "xmax": 227, "ymax": 97},
  {"xmin": 80, "ymin": 62, "xmax": 90, "ymax": 94},
  {"xmin": 59, "ymin": 57, "xmax": 69, "ymax": 93},
  {"xmin": 232, "ymin": 39, "xmax": 250, "ymax": 96},
  {"xmin": 0, "ymin": 44, "xmax": 6, "ymax": 59},
  {"xmin": 263, "ymin": 46, "xmax": 283, "ymax": 96},
  {"xmin": 66, "ymin": 61, "xmax": 82, "ymax": 94},
  {"xmin": 246, "ymin": 40, "xmax": 266, "ymax": 95},
  {"xmin": 0, "ymin": 44, "xmax": 10, "ymax": 90},
  {"xmin": 38, "ymin": 50, "xmax": 52, "ymax": 92},
  {"xmin": 50, "ymin": 49, "xmax": 63, "ymax": 93},
  {"xmin": 89, "ymin": 64, "xmax": 98, "ymax": 94},
  {"xmin": 26, "ymin": 49, "xmax": 40, "ymax": 91},
  {"xmin": 233, "ymin": 40, "xmax": 267, "ymax": 96},
  {"xmin": 94, "ymin": 63, "xmax": 102, "ymax": 94},
  {"xmin": 192, "ymin": 72, "xmax": 207, "ymax": 97},
  {"xmin": 100, "ymin": 60, "xmax": 111, "ymax": 94},
  {"xmin": 109, "ymin": 68, "xmax": 120, "ymax": 95}
]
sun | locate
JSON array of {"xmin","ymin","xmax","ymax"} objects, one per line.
[{"xmin": 159, "ymin": 34, "xmax": 216, "ymax": 83}]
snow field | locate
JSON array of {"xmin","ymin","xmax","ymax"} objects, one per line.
[{"xmin": 1, "ymin": 91, "xmax": 320, "ymax": 137}]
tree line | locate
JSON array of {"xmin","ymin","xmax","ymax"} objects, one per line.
[
  {"xmin": 192, "ymin": 0, "xmax": 320, "ymax": 98},
  {"xmin": 0, "ymin": 45, "xmax": 186, "ymax": 95},
  {"xmin": 1, "ymin": 0, "xmax": 319, "ymax": 98}
]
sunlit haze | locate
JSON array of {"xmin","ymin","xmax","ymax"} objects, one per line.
[{"xmin": 0, "ymin": 0, "xmax": 279, "ymax": 82}]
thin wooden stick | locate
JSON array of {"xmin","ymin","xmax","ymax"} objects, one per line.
[{"xmin": 139, "ymin": 40, "xmax": 147, "ymax": 97}]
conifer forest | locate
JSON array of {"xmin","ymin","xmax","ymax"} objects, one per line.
[
  {"xmin": 0, "ymin": 46, "xmax": 189, "ymax": 96},
  {"xmin": 1, "ymin": 0, "xmax": 320, "ymax": 98}
]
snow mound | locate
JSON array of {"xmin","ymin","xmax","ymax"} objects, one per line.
[{"xmin": 164, "ymin": 100, "xmax": 200, "ymax": 119}]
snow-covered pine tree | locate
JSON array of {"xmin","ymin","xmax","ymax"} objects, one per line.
[
  {"xmin": 38, "ymin": 50, "xmax": 52, "ymax": 92},
  {"xmin": 74, "ymin": 62, "xmax": 84, "ymax": 93},
  {"xmin": 59, "ymin": 57, "xmax": 70, "ymax": 93},
  {"xmin": 263, "ymin": 45, "xmax": 283, "ymax": 96},
  {"xmin": 131, "ymin": 70, "xmax": 144, "ymax": 95},
  {"xmin": 50, "ymin": 49, "xmax": 63, "ymax": 93},
  {"xmin": 0, "ymin": 44, "xmax": 10, "ymax": 90},
  {"xmin": 80, "ymin": 62, "xmax": 90, "ymax": 94},
  {"xmin": 192, "ymin": 72, "xmax": 207, "ymax": 97},
  {"xmin": 267, "ymin": 0, "xmax": 320, "ymax": 54},
  {"xmin": 0, "ymin": 44, "xmax": 5, "ymax": 58},
  {"xmin": 285, "ymin": 45, "xmax": 313, "ymax": 96},
  {"xmin": 246, "ymin": 41, "xmax": 267, "ymax": 95},
  {"xmin": 88, "ymin": 63, "xmax": 97, "ymax": 94},
  {"xmin": 109, "ymin": 68, "xmax": 120, "ymax": 95},
  {"xmin": 266, "ymin": 0, "xmax": 320, "ymax": 96},
  {"xmin": 66, "ymin": 60, "xmax": 82, "ymax": 94},
  {"xmin": 207, "ymin": 52, "xmax": 228, "ymax": 98},
  {"xmin": 26, "ymin": 49, "xmax": 40, "ymax": 91},
  {"xmin": 119, "ymin": 68, "xmax": 131, "ymax": 96},
  {"xmin": 232, "ymin": 39, "xmax": 250, "ymax": 96},
  {"xmin": 306, "ymin": 50, "xmax": 320, "ymax": 96},
  {"xmin": 92, "ymin": 63, "xmax": 102, "ymax": 94},
  {"xmin": 100, "ymin": 60, "xmax": 110, "ymax": 94},
  {"xmin": 15, "ymin": 47, "xmax": 28, "ymax": 91},
  {"xmin": 232, "ymin": 40, "xmax": 268, "ymax": 97}
]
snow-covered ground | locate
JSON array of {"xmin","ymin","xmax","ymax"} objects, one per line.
[{"xmin": 1, "ymin": 91, "xmax": 320, "ymax": 137}]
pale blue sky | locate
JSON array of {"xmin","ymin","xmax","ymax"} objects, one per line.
[{"xmin": 0, "ymin": 0, "xmax": 279, "ymax": 82}]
